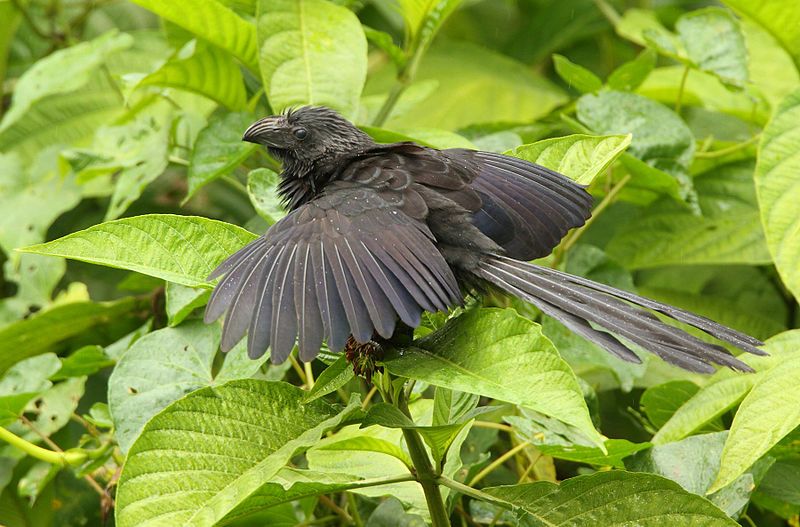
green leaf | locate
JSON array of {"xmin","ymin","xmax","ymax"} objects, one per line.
[
  {"xmin": 0, "ymin": 1, "xmax": 21, "ymax": 92},
  {"xmin": 711, "ymin": 355, "xmax": 800, "ymax": 492},
  {"xmin": 506, "ymin": 133, "xmax": 631, "ymax": 185},
  {"xmin": 722, "ymin": 0, "xmax": 800, "ymax": 71},
  {"xmin": 186, "ymin": 112, "xmax": 257, "ymax": 201},
  {"xmin": 366, "ymin": 497, "xmax": 426, "ymax": 527},
  {"xmin": 363, "ymin": 26, "xmax": 406, "ymax": 69},
  {"xmin": 0, "ymin": 72, "xmax": 125, "ymax": 161},
  {"xmin": 754, "ymin": 87, "xmax": 800, "ymax": 301},
  {"xmin": 165, "ymin": 282, "xmax": 210, "ymax": 327},
  {"xmin": 675, "ymin": 7, "xmax": 749, "ymax": 88},
  {"xmin": 0, "ymin": 30, "xmax": 132, "ymax": 133},
  {"xmin": 509, "ymin": 411, "xmax": 648, "ymax": 468},
  {"xmin": 99, "ymin": 104, "xmax": 172, "ymax": 220},
  {"xmin": 256, "ymin": 0, "xmax": 368, "ymax": 118},
  {"xmin": 640, "ymin": 380, "xmax": 701, "ymax": 429},
  {"xmin": 398, "ymin": 0, "xmax": 463, "ymax": 52},
  {"xmin": 129, "ymin": 0, "xmax": 259, "ymax": 71},
  {"xmin": 247, "ymin": 168, "xmax": 286, "ymax": 224},
  {"xmin": 0, "ymin": 150, "xmax": 82, "ymax": 256},
  {"xmin": 108, "ymin": 320, "xmax": 268, "ymax": 452},
  {"xmin": 607, "ymin": 49, "xmax": 657, "ymax": 91},
  {"xmin": 577, "ymin": 90, "xmax": 695, "ymax": 168},
  {"xmin": 314, "ymin": 435, "xmax": 413, "ymax": 469},
  {"xmin": 51, "ymin": 345, "xmax": 114, "ymax": 380},
  {"xmin": 752, "ymin": 458, "xmax": 800, "ymax": 518},
  {"xmin": 115, "ymin": 381, "xmax": 362, "ymax": 527},
  {"xmin": 552, "ymin": 54, "xmax": 602, "ymax": 93},
  {"xmin": 627, "ymin": 432, "xmax": 755, "ymax": 516},
  {"xmin": 0, "ymin": 354, "xmax": 61, "ymax": 426},
  {"xmin": 137, "ymin": 39, "xmax": 247, "ymax": 110},
  {"xmin": 380, "ymin": 41, "xmax": 567, "ymax": 130},
  {"xmin": 362, "ymin": 403, "xmax": 468, "ymax": 465},
  {"xmin": 19, "ymin": 214, "xmax": 257, "ymax": 288},
  {"xmin": 432, "ymin": 387, "xmax": 479, "ymax": 426},
  {"xmin": 0, "ymin": 297, "xmax": 148, "ymax": 376},
  {"xmin": 485, "ymin": 471, "xmax": 736, "ymax": 526},
  {"xmin": 383, "ymin": 308, "xmax": 603, "ymax": 448},
  {"xmin": 653, "ymin": 376, "xmax": 755, "ymax": 445},
  {"xmin": 303, "ymin": 355, "xmax": 354, "ymax": 403},
  {"xmin": 607, "ymin": 162, "xmax": 771, "ymax": 269}
]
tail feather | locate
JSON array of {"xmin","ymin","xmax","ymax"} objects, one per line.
[{"xmin": 475, "ymin": 256, "xmax": 765, "ymax": 373}]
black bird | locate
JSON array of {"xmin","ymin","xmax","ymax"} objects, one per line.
[{"xmin": 204, "ymin": 106, "xmax": 765, "ymax": 373}]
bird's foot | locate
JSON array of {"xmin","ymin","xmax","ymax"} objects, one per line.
[{"xmin": 344, "ymin": 336, "xmax": 384, "ymax": 384}]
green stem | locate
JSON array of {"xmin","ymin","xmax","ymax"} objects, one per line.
[
  {"xmin": 674, "ymin": 65, "xmax": 690, "ymax": 115},
  {"xmin": 372, "ymin": 36, "xmax": 428, "ymax": 127},
  {"xmin": 468, "ymin": 441, "xmax": 530, "ymax": 487},
  {"xmin": 552, "ymin": 174, "xmax": 630, "ymax": 267},
  {"xmin": 397, "ymin": 392, "xmax": 450, "ymax": 527},
  {"xmin": 436, "ymin": 476, "xmax": 514, "ymax": 511},
  {"xmin": 0, "ymin": 427, "xmax": 86, "ymax": 467},
  {"xmin": 593, "ymin": 0, "xmax": 621, "ymax": 26},
  {"xmin": 694, "ymin": 134, "xmax": 760, "ymax": 159},
  {"xmin": 347, "ymin": 492, "xmax": 364, "ymax": 527}
]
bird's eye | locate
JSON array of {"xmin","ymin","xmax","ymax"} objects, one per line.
[{"xmin": 293, "ymin": 128, "xmax": 308, "ymax": 140}]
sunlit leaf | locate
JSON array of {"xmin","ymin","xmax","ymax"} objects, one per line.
[
  {"xmin": 115, "ymin": 381, "xmax": 362, "ymax": 526},
  {"xmin": 247, "ymin": 168, "xmax": 286, "ymax": 224},
  {"xmin": 507, "ymin": 133, "xmax": 631, "ymax": 185},
  {"xmin": 754, "ymin": 87, "xmax": 800, "ymax": 301},
  {"xmin": 108, "ymin": 321, "xmax": 269, "ymax": 452},
  {"xmin": 165, "ymin": 282, "xmax": 210, "ymax": 327},
  {"xmin": 384, "ymin": 308, "xmax": 603, "ymax": 448},
  {"xmin": 137, "ymin": 39, "xmax": 247, "ymax": 110},
  {"xmin": 607, "ymin": 49, "xmax": 657, "ymax": 91},
  {"xmin": 19, "ymin": 215, "xmax": 257, "ymax": 288},
  {"xmin": 129, "ymin": 0, "xmax": 259, "ymax": 71},
  {"xmin": 552, "ymin": 54, "xmax": 602, "ymax": 94},
  {"xmin": 722, "ymin": 0, "xmax": 800, "ymax": 71},
  {"xmin": 256, "ymin": 0, "xmax": 367, "ymax": 118},
  {"xmin": 483, "ymin": 471, "xmax": 737, "ymax": 526}
]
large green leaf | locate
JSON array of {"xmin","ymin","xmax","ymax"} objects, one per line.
[
  {"xmin": 754, "ymin": 87, "xmax": 800, "ymax": 301},
  {"xmin": 506, "ymin": 134, "xmax": 631, "ymax": 185},
  {"xmin": 186, "ymin": 112, "xmax": 257, "ymax": 201},
  {"xmin": 640, "ymin": 380, "xmax": 701, "ymax": 429},
  {"xmin": 483, "ymin": 471, "xmax": 736, "ymax": 526},
  {"xmin": 0, "ymin": 30, "xmax": 131, "ymax": 132},
  {"xmin": 606, "ymin": 162, "xmax": 771, "ymax": 268},
  {"xmin": 577, "ymin": 90, "xmax": 695, "ymax": 168},
  {"xmin": 115, "ymin": 380, "xmax": 362, "ymax": 527},
  {"xmin": 710, "ymin": 331, "xmax": 800, "ymax": 492},
  {"xmin": 0, "ymin": 297, "xmax": 148, "ymax": 375},
  {"xmin": 0, "ymin": 150, "xmax": 82, "ymax": 256},
  {"xmin": 383, "ymin": 308, "xmax": 603, "ymax": 447},
  {"xmin": 130, "ymin": 0, "xmax": 258, "ymax": 71},
  {"xmin": 138, "ymin": 39, "xmax": 247, "ymax": 111},
  {"xmin": 19, "ymin": 215, "xmax": 257, "ymax": 288},
  {"xmin": 627, "ymin": 432, "xmax": 756, "ymax": 517},
  {"xmin": 108, "ymin": 321, "xmax": 269, "ymax": 452},
  {"xmin": 380, "ymin": 41, "xmax": 567, "ymax": 130},
  {"xmin": 722, "ymin": 0, "xmax": 800, "ymax": 71},
  {"xmin": 675, "ymin": 7, "xmax": 748, "ymax": 88},
  {"xmin": 256, "ymin": 0, "xmax": 368, "ymax": 118}
]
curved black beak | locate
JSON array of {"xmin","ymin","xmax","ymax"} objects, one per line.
[{"xmin": 242, "ymin": 116, "xmax": 283, "ymax": 145}]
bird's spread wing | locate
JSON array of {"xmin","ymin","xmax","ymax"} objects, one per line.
[
  {"xmin": 444, "ymin": 149, "xmax": 594, "ymax": 260},
  {"xmin": 204, "ymin": 180, "xmax": 462, "ymax": 363}
]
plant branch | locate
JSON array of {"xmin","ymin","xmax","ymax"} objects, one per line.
[
  {"xmin": 372, "ymin": 34, "xmax": 428, "ymax": 127},
  {"xmin": 469, "ymin": 441, "xmax": 530, "ymax": 487},
  {"xmin": 552, "ymin": 174, "xmax": 631, "ymax": 267},
  {"xmin": 675, "ymin": 65, "xmax": 690, "ymax": 115},
  {"xmin": 436, "ymin": 476, "xmax": 514, "ymax": 511},
  {"xmin": 0, "ymin": 426, "xmax": 86, "ymax": 466},
  {"xmin": 593, "ymin": 0, "xmax": 621, "ymax": 26},
  {"xmin": 694, "ymin": 134, "xmax": 760, "ymax": 158},
  {"xmin": 397, "ymin": 391, "xmax": 450, "ymax": 527}
]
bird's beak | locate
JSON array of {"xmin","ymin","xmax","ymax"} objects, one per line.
[{"xmin": 242, "ymin": 116, "xmax": 283, "ymax": 145}]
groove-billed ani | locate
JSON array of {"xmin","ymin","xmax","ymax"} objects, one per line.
[{"xmin": 204, "ymin": 106, "xmax": 766, "ymax": 373}]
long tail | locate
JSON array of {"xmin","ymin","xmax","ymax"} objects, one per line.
[{"xmin": 474, "ymin": 255, "xmax": 767, "ymax": 373}]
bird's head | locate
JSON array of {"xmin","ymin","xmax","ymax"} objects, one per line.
[{"xmin": 242, "ymin": 106, "xmax": 374, "ymax": 169}]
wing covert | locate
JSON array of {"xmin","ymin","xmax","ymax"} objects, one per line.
[{"xmin": 204, "ymin": 182, "xmax": 461, "ymax": 363}]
